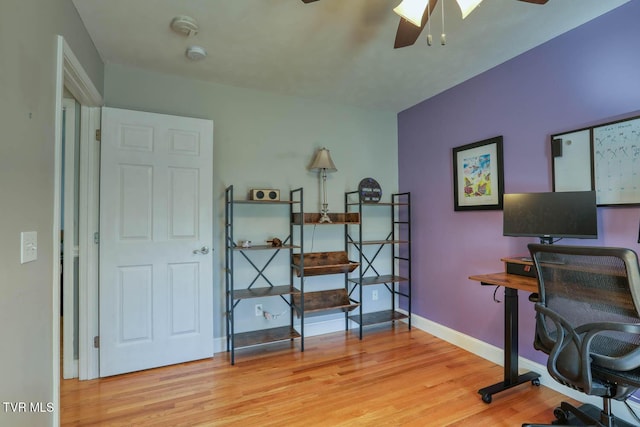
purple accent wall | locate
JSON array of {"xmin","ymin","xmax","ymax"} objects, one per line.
[{"xmin": 398, "ymin": 1, "xmax": 640, "ymax": 365}]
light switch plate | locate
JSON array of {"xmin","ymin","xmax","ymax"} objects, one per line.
[{"xmin": 21, "ymin": 231, "xmax": 37, "ymax": 264}]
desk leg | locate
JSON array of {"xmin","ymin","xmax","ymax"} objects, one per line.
[{"xmin": 478, "ymin": 286, "xmax": 540, "ymax": 403}]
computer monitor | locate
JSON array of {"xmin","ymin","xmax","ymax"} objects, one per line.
[{"xmin": 503, "ymin": 191, "xmax": 598, "ymax": 244}]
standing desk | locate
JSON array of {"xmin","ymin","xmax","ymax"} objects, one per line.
[{"xmin": 469, "ymin": 257, "xmax": 541, "ymax": 403}]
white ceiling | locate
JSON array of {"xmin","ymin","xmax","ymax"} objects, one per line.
[{"xmin": 72, "ymin": 0, "xmax": 629, "ymax": 112}]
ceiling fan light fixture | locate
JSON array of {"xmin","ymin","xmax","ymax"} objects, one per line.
[
  {"xmin": 393, "ymin": 0, "xmax": 430, "ymax": 27},
  {"xmin": 455, "ymin": 0, "xmax": 484, "ymax": 19}
]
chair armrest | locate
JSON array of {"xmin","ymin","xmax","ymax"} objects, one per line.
[
  {"xmin": 578, "ymin": 322, "xmax": 640, "ymax": 371},
  {"xmin": 535, "ymin": 304, "xmax": 591, "ymax": 390},
  {"xmin": 535, "ymin": 304, "xmax": 640, "ymax": 395}
]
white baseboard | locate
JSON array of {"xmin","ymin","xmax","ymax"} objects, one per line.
[
  {"xmin": 410, "ymin": 312, "xmax": 640, "ymax": 425},
  {"xmin": 297, "ymin": 317, "xmax": 359, "ymax": 338},
  {"xmin": 214, "ymin": 336, "xmax": 226, "ymax": 354}
]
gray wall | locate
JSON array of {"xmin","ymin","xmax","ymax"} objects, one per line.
[
  {"xmin": 0, "ymin": 1, "xmax": 103, "ymax": 425},
  {"xmin": 0, "ymin": 3, "xmax": 394, "ymax": 422},
  {"xmin": 104, "ymin": 63, "xmax": 399, "ymax": 341}
]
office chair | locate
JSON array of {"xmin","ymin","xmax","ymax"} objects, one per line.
[{"xmin": 523, "ymin": 244, "xmax": 640, "ymax": 427}]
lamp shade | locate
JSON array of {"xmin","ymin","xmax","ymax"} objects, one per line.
[
  {"xmin": 393, "ymin": 0, "xmax": 429, "ymax": 27},
  {"xmin": 455, "ymin": 0, "xmax": 483, "ymax": 19},
  {"xmin": 310, "ymin": 148, "xmax": 337, "ymax": 172}
]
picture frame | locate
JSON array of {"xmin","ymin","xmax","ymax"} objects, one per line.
[
  {"xmin": 592, "ymin": 115, "xmax": 640, "ymax": 206},
  {"xmin": 452, "ymin": 136, "xmax": 504, "ymax": 211}
]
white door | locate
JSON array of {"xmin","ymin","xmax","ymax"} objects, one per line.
[{"xmin": 99, "ymin": 107, "xmax": 214, "ymax": 377}]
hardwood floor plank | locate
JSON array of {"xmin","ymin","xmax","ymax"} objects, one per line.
[{"xmin": 61, "ymin": 326, "xmax": 575, "ymax": 426}]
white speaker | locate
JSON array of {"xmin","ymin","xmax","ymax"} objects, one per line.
[{"xmin": 250, "ymin": 189, "xmax": 280, "ymax": 201}]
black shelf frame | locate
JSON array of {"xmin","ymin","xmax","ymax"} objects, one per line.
[
  {"xmin": 224, "ymin": 185, "xmax": 300, "ymax": 365},
  {"xmin": 345, "ymin": 191, "xmax": 412, "ymax": 339},
  {"xmin": 289, "ymin": 187, "xmax": 306, "ymax": 351}
]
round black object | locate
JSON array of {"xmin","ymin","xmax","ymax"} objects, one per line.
[
  {"xmin": 358, "ymin": 178, "xmax": 382, "ymax": 203},
  {"xmin": 256, "ymin": 190, "xmax": 264, "ymax": 199},
  {"xmin": 268, "ymin": 191, "xmax": 278, "ymax": 200}
]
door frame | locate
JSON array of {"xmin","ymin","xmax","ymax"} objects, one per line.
[
  {"xmin": 53, "ymin": 35, "xmax": 102, "ymax": 423},
  {"xmin": 77, "ymin": 103, "xmax": 101, "ymax": 380},
  {"xmin": 62, "ymin": 96, "xmax": 78, "ymax": 379}
]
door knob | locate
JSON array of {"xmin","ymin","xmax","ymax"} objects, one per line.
[{"xmin": 193, "ymin": 246, "xmax": 210, "ymax": 255}]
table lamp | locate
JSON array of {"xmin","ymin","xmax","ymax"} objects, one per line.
[{"xmin": 309, "ymin": 147, "xmax": 337, "ymax": 223}]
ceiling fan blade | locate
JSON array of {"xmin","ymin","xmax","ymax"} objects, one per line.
[
  {"xmin": 394, "ymin": 0, "xmax": 439, "ymax": 49},
  {"xmin": 301, "ymin": 0, "xmax": 320, "ymax": 3},
  {"xmin": 394, "ymin": 20, "xmax": 424, "ymax": 49},
  {"xmin": 517, "ymin": 0, "xmax": 548, "ymax": 4}
]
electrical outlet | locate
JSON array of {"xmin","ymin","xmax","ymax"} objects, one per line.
[
  {"xmin": 372, "ymin": 290, "xmax": 378, "ymax": 301},
  {"xmin": 255, "ymin": 304, "xmax": 263, "ymax": 316}
]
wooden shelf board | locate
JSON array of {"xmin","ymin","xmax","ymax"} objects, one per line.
[
  {"xmin": 295, "ymin": 303, "xmax": 360, "ymax": 317},
  {"xmin": 348, "ymin": 275, "xmax": 408, "ymax": 286},
  {"xmin": 292, "ymin": 289, "xmax": 360, "ymax": 315},
  {"xmin": 233, "ymin": 200, "xmax": 299, "ymax": 205},
  {"xmin": 352, "ymin": 240, "xmax": 409, "ymax": 246},
  {"xmin": 348, "ymin": 310, "xmax": 408, "ymax": 326},
  {"xmin": 232, "ymin": 286, "xmax": 299, "ymax": 299},
  {"xmin": 295, "ymin": 264, "xmax": 358, "ymax": 276},
  {"xmin": 292, "ymin": 252, "xmax": 359, "ymax": 276},
  {"xmin": 233, "ymin": 326, "xmax": 300, "ymax": 348},
  {"xmin": 346, "ymin": 202, "xmax": 409, "ymax": 207},
  {"xmin": 234, "ymin": 244, "xmax": 299, "ymax": 251},
  {"xmin": 291, "ymin": 212, "xmax": 360, "ymax": 225}
]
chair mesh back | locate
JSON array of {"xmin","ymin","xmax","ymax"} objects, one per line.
[{"xmin": 532, "ymin": 247, "xmax": 640, "ymax": 359}]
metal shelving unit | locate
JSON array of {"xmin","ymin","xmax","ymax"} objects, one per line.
[
  {"xmin": 225, "ymin": 186, "xmax": 371, "ymax": 362},
  {"xmin": 345, "ymin": 191, "xmax": 412, "ymax": 339},
  {"xmin": 290, "ymin": 187, "xmax": 360, "ymax": 351},
  {"xmin": 224, "ymin": 185, "xmax": 300, "ymax": 365}
]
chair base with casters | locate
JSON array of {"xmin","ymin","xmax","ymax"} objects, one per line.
[
  {"xmin": 523, "ymin": 402, "xmax": 638, "ymax": 427},
  {"xmin": 524, "ymin": 364, "xmax": 640, "ymax": 426}
]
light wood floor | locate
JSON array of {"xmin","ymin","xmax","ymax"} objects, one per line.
[{"xmin": 61, "ymin": 325, "xmax": 575, "ymax": 426}]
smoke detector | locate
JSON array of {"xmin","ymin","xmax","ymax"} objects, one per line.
[
  {"xmin": 185, "ymin": 46, "xmax": 207, "ymax": 61},
  {"xmin": 170, "ymin": 15, "xmax": 199, "ymax": 37}
]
